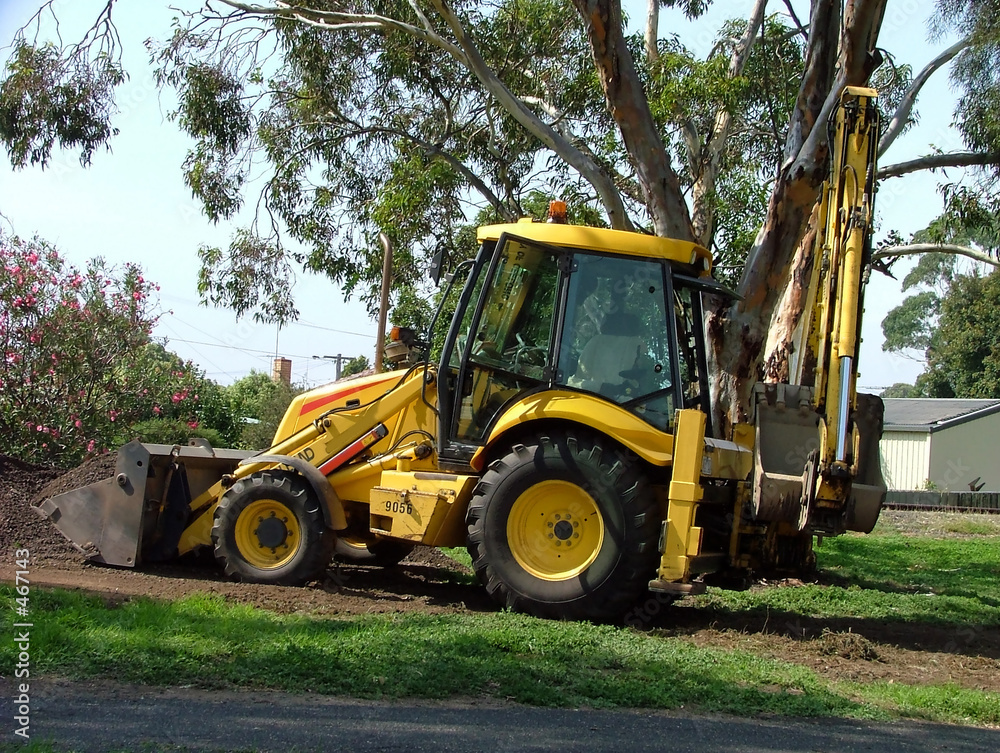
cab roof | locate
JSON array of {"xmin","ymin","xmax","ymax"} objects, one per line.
[{"xmin": 477, "ymin": 220, "xmax": 713, "ymax": 274}]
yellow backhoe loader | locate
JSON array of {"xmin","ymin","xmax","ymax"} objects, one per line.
[{"xmin": 35, "ymin": 88, "xmax": 886, "ymax": 621}]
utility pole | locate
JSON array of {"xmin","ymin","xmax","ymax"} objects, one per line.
[
  {"xmin": 311, "ymin": 354, "xmax": 352, "ymax": 381},
  {"xmin": 375, "ymin": 232, "xmax": 393, "ymax": 374}
]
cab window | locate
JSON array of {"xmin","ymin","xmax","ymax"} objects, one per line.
[{"xmin": 556, "ymin": 254, "xmax": 676, "ymax": 430}]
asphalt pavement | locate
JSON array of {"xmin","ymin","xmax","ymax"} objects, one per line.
[{"xmin": 5, "ymin": 678, "xmax": 998, "ymax": 752}]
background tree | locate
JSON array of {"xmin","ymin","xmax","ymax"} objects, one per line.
[
  {"xmin": 339, "ymin": 355, "xmax": 371, "ymax": 379},
  {"xmin": 4, "ymin": 0, "xmax": 1000, "ymax": 428},
  {"xmin": 0, "ymin": 231, "xmax": 229, "ymax": 464},
  {"xmin": 881, "ymin": 252, "xmax": 1000, "ymax": 399},
  {"xmin": 224, "ymin": 370, "xmax": 299, "ymax": 449}
]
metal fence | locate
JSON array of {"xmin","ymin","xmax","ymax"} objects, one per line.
[{"xmin": 884, "ymin": 490, "xmax": 1000, "ymax": 513}]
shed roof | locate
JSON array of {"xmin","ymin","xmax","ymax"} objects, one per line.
[{"xmin": 882, "ymin": 398, "xmax": 1000, "ymax": 433}]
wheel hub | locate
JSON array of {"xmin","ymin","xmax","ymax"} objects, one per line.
[
  {"xmin": 255, "ymin": 514, "xmax": 289, "ymax": 548},
  {"xmin": 507, "ymin": 479, "xmax": 605, "ymax": 581},
  {"xmin": 234, "ymin": 498, "xmax": 302, "ymax": 569}
]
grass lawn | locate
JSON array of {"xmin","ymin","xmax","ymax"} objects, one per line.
[{"xmin": 3, "ymin": 514, "xmax": 999, "ymax": 727}]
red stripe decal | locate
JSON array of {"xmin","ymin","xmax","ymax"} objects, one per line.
[{"xmin": 301, "ymin": 374, "xmax": 394, "ymax": 415}]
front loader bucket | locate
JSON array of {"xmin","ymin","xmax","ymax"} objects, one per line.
[{"xmin": 34, "ymin": 440, "xmax": 254, "ymax": 567}]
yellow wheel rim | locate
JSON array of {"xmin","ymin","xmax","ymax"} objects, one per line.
[
  {"xmin": 507, "ymin": 479, "xmax": 605, "ymax": 581},
  {"xmin": 234, "ymin": 499, "xmax": 302, "ymax": 570}
]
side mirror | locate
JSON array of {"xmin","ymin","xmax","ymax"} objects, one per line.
[{"xmin": 428, "ymin": 249, "xmax": 444, "ymax": 286}]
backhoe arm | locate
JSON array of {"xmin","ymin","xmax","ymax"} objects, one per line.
[{"xmin": 751, "ymin": 87, "xmax": 886, "ymax": 540}]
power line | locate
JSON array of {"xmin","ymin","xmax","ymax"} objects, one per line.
[
  {"xmin": 162, "ymin": 336, "xmax": 322, "ymax": 361},
  {"xmin": 295, "ymin": 318, "xmax": 376, "ymax": 340}
]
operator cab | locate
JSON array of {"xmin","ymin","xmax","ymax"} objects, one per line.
[{"xmin": 437, "ymin": 218, "xmax": 723, "ymax": 465}]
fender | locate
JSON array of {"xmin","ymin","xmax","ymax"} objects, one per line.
[
  {"xmin": 239, "ymin": 453, "xmax": 347, "ymax": 531},
  {"xmin": 471, "ymin": 390, "xmax": 676, "ymax": 471}
]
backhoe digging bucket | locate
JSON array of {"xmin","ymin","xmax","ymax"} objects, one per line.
[
  {"xmin": 847, "ymin": 392, "xmax": 888, "ymax": 534},
  {"xmin": 752, "ymin": 384, "xmax": 886, "ymax": 534},
  {"xmin": 34, "ymin": 440, "xmax": 253, "ymax": 567}
]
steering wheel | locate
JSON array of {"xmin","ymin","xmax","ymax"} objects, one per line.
[{"xmin": 507, "ymin": 332, "xmax": 547, "ymax": 368}]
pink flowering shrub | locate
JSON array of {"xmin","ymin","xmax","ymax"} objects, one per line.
[{"xmin": 0, "ymin": 232, "xmax": 219, "ymax": 464}]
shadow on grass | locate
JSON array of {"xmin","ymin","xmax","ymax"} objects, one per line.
[{"xmin": 640, "ymin": 600, "xmax": 1000, "ymax": 659}]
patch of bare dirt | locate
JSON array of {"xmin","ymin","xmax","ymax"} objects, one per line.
[
  {"xmin": 2, "ymin": 457, "xmax": 999, "ymax": 695},
  {"xmin": 668, "ymin": 624, "xmax": 1000, "ymax": 694}
]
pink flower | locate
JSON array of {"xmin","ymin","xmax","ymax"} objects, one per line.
[
  {"xmin": 75, "ymin": 419, "xmax": 82, "ymax": 428},
  {"xmin": 171, "ymin": 393, "xmax": 181, "ymax": 404},
  {"xmin": 35, "ymin": 425, "xmax": 43, "ymax": 432},
  {"xmin": 109, "ymin": 409, "xmax": 118, "ymax": 422},
  {"xmin": 26, "ymin": 252, "xmax": 38, "ymax": 264},
  {"xmin": 153, "ymin": 405, "xmax": 161, "ymax": 415},
  {"xmin": 87, "ymin": 440, "xmax": 96, "ymax": 452},
  {"xmin": 187, "ymin": 421, "xmax": 199, "ymax": 429},
  {"xmin": 132, "ymin": 292, "xmax": 141, "ymax": 301}
]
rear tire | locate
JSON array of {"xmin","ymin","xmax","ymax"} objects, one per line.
[
  {"xmin": 334, "ymin": 535, "xmax": 415, "ymax": 567},
  {"xmin": 212, "ymin": 471, "xmax": 334, "ymax": 585},
  {"xmin": 466, "ymin": 430, "xmax": 660, "ymax": 621}
]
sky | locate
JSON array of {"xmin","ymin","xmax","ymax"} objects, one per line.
[{"xmin": 0, "ymin": 0, "xmax": 970, "ymax": 392}]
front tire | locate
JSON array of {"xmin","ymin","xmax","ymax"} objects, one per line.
[
  {"xmin": 212, "ymin": 471, "xmax": 334, "ymax": 585},
  {"xmin": 466, "ymin": 430, "xmax": 660, "ymax": 621}
]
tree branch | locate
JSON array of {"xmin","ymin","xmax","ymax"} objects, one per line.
[
  {"xmin": 878, "ymin": 36, "xmax": 971, "ymax": 156},
  {"xmin": 216, "ymin": 0, "xmax": 633, "ymax": 229},
  {"xmin": 645, "ymin": 0, "xmax": 659, "ymax": 64},
  {"xmin": 781, "ymin": 0, "xmax": 809, "ymax": 38},
  {"xmin": 214, "ymin": 1, "xmax": 470, "ymax": 63},
  {"xmin": 873, "ymin": 243, "xmax": 999, "ymax": 270},
  {"xmin": 691, "ymin": 0, "xmax": 766, "ymax": 246},
  {"xmin": 429, "ymin": 0, "xmax": 633, "ymax": 230},
  {"xmin": 878, "ymin": 151, "xmax": 1000, "ymax": 180}
]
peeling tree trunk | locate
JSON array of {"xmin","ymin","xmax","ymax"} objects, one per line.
[
  {"xmin": 570, "ymin": 0, "xmax": 887, "ymax": 433},
  {"xmin": 572, "ymin": 0, "xmax": 694, "ymax": 241},
  {"xmin": 753, "ymin": 0, "xmax": 888, "ymax": 414},
  {"xmin": 706, "ymin": 0, "xmax": 845, "ymax": 434}
]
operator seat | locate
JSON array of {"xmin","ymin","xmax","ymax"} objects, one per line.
[{"xmin": 569, "ymin": 311, "xmax": 642, "ymax": 397}]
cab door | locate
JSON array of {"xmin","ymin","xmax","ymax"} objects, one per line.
[{"xmin": 439, "ymin": 234, "xmax": 564, "ymax": 460}]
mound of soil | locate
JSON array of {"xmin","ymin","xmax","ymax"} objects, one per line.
[
  {"xmin": 32, "ymin": 453, "xmax": 118, "ymax": 506},
  {"xmin": 0, "ymin": 454, "xmax": 75, "ymax": 560}
]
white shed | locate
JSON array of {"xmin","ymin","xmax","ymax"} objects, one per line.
[{"xmin": 879, "ymin": 398, "xmax": 1000, "ymax": 492}]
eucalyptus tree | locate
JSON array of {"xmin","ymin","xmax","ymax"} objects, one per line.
[{"xmin": 3, "ymin": 0, "xmax": 999, "ymax": 428}]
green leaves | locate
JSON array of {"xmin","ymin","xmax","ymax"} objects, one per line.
[
  {"xmin": 0, "ymin": 41, "xmax": 123, "ymax": 168},
  {"xmin": 197, "ymin": 230, "xmax": 300, "ymax": 326},
  {"xmin": 881, "ymin": 289, "xmax": 940, "ymax": 353},
  {"xmin": 0, "ymin": 232, "xmax": 228, "ymax": 464},
  {"xmin": 882, "ymin": 250, "xmax": 1000, "ymax": 398}
]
